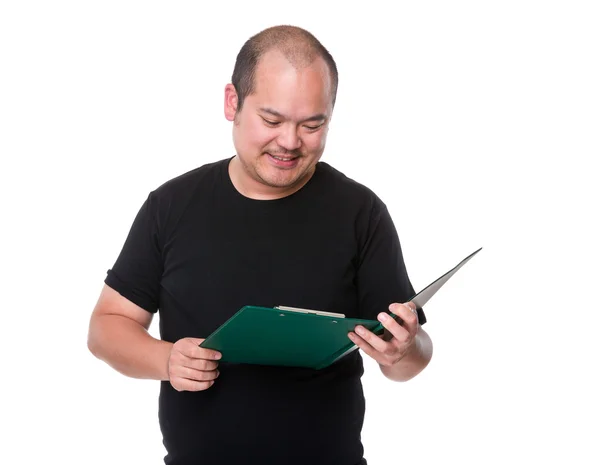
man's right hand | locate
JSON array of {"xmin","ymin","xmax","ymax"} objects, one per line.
[{"xmin": 168, "ymin": 338, "xmax": 221, "ymax": 392}]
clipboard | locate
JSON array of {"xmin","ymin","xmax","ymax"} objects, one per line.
[{"xmin": 200, "ymin": 247, "xmax": 482, "ymax": 369}]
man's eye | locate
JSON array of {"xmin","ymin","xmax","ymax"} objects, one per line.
[
  {"xmin": 305, "ymin": 123, "xmax": 324, "ymax": 131},
  {"xmin": 262, "ymin": 119, "xmax": 280, "ymax": 126}
]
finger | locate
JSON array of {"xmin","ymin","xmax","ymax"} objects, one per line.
[
  {"xmin": 176, "ymin": 338, "xmax": 222, "ymax": 360},
  {"xmin": 169, "ymin": 365, "xmax": 220, "ymax": 382},
  {"xmin": 353, "ymin": 325, "xmax": 391, "ymax": 354},
  {"xmin": 171, "ymin": 377, "xmax": 215, "ymax": 392},
  {"xmin": 389, "ymin": 303, "xmax": 419, "ymax": 332},
  {"xmin": 183, "ymin": 358, "xmax": 219, "ymax": 372},
  {"xmin": 169, "ymin": 353, "xmax": 219, "ymax": 372},
  {"xmin": 348, "ymin": 331, "xmax": 387, "ymax": 365},
  {"xmin": 196, "ymin": 347, "xmax": 222, "ymax": 361},
  {"xmin": 376, "ymin": 311, "xmax": 411, "ymax": 345},
  {"xmin": 350, "ymin": 325, "xmax": 401, "ymax": 358}
]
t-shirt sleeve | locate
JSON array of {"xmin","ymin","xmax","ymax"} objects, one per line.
[
  {"xmin": 104, "ymin": 192, "xmax": 163, "ymax": 313},
  {"xmin": 355, "ymin": 198, "xmax": 427, "ymax": 325}
]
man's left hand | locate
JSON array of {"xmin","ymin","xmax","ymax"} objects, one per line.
[{"xmin": 348, "ymin": 302, "xmax": 419, "ymax": 367}]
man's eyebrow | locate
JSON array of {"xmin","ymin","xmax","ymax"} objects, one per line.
[{"xmin": 259, "ymin": 107, "xmax": 327, "ymax": 123}]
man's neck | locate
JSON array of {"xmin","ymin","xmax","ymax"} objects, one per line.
[{"xmin": 228, "ymin": 156, "xmax": 315, "ymax": 200}]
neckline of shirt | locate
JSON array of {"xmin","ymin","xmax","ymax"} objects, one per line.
[{"xmin": 220, "ymin": 155, "xmax": 322, "ymax": 205}]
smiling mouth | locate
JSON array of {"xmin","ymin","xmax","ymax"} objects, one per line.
[{"xmin": 268, "ymin": 153, "xmax": 299, "ymax": 161}]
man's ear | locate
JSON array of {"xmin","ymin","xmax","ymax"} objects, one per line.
[{"xmin": 224, "ymin": 84, "xmax": 238, "ymax": 121}]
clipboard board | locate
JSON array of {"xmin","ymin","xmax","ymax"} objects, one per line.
[{"xmin": 200, "ymin": 247, "xmax": 482, "ymax": 369}]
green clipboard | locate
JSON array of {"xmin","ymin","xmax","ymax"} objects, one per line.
[
  {"xmin": 200, "ymin": 247, "xmax": 482, "ymax": 369},
  {"xmin": 200, "ymin": 306, "xmax": 380, "ymax": 370}
]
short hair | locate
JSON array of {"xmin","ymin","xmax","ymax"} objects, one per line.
[{"xmin": 231, "ymin": 25, "xmax": 339, "ymax": 112}]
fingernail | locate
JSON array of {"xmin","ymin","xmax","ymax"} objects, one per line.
[
  {"xmin": 356, "ymin": 326, "xmax": 366, "ymax": 336},
  {"xmin": 378, "ymin": 313, "xmax": 389, "ymax": 322},
  {"xmin": 214, "ymin": 353, "xmax": 222, "ymax": 360}
]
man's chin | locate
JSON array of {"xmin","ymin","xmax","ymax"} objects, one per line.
[
  {"xmin": 259, "ymin": 175, "xmax": 301, "ymax": 189},
  {"xmin": 256, "ymin": 167, "xmax": 306, "ymax": 190}
]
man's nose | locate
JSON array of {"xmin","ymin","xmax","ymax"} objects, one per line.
[{"xmin": 276, "ymin": 125, "xmax": 302, "ymax": 151}]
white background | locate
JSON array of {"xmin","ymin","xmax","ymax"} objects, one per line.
[{"xmin": 1, "ymin": 1, "xmax": 599, "ymax": 464}]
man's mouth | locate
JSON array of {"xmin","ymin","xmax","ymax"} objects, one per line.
[
  {"xmin": 266, "ymin": 152, "xmax": 301, "ymax": 167},
  {"xmin": 270, "ymin": 154, "xmax": 297, "ymax": 161}
]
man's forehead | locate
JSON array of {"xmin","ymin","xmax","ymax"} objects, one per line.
[
  {"xmin": 258, "ymin": 47, "xmax": 316, "ymax": 71},
  {"xmin": 250, "ymin": 55, "xmax": 332, "ymax": 107},
  {"xmin": 255, "ymin": 49, "xmax": 329, "ymax": 83},
  {"xmin": 259, "ymin": 106, "xmax": 328, "ymax": 123}
]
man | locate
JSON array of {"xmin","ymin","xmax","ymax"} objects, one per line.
[{"xmin": 88, "ymin": 25, "xmax": 433, "ymax": 465}]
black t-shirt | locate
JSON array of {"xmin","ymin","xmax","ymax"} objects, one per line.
[{"xmin": 105, "ymin": 157, "xmax": 425, "ymax": 465}]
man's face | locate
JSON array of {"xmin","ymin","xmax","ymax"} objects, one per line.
[{"xmin": 225, "ymin": 50, "xmax": 333, "ymax": 195}]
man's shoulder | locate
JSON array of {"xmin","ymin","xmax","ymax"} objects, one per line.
[
  {"xmin": 141, "ymin": 157, "xmax": 229, "ymax": 227},
  {"xmin": 151, "ymin": 157, "xmax": 228, "ymax": 199},
  {"xmin": 316, "ymin": 161, "xmax": 381, "ymax": 204}
]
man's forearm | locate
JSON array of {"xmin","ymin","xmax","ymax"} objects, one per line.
[
  {"xmin": 380, "ymin": 327, "xmax": 433, "ymax": 382},
  {"xmin": 88, "ymin": 314, "xmax": 172, "ymax": 381}
]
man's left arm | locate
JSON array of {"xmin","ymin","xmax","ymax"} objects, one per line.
[{"xmin": 348, "ymin": 302, "xmax": 433, "ymax": 382}]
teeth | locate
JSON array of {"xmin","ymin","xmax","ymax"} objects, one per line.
[{"xmin": 271, "ymin": 155, "xmax": 294, "ymax": 161}]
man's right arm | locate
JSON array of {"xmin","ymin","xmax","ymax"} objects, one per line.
[
  {"xmin": 87, "ymin": 285, "xmax": 221, "ymax": 390},
  {"xmin": 87, "ymin": 284, "xmax": 172, "ymax": 380}
]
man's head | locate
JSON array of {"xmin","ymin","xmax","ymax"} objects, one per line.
[
  {"xmin": 231, "ymin": 26, "xmax": 338, "ymax": 113},
  {"xmin": 224, "ymin": 25, "xmax": 338, "ymax": 199}
]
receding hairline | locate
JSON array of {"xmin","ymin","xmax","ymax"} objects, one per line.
[
  {"xmin": 231, "ymin": 25, "xmax": 339, "ymax": 110},
  {"xmin": 251, "ymin": 25, "xmax": 323, "ymax": 69}
]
